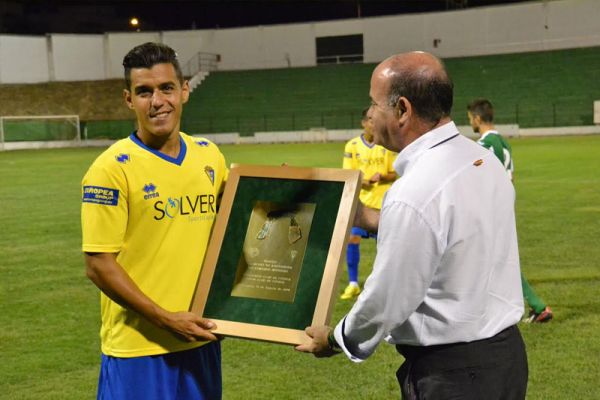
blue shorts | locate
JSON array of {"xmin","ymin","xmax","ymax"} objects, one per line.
[
  {"xmin": 98, "ymin": 341, "xmax": 221, "ymax": 400},
  {"xmin": 351, "ymin": 226, "xmax": 377, "ymax": 239}
]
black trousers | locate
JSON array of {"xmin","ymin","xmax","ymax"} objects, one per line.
[{"xmin": 396, "ymin": 325, "xmax": 528, "ymax": 400}]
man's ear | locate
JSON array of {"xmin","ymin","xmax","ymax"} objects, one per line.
[
  {"xmin": 181, "ymin": 80, "xmax": 190, "ymax": 104},
  {"xmin": 123, "ymin": 89, "xmax": 134, "ymax": 109},
  {"xmin": 395, "ymin": 97, "xmax": 410, "ymax": 121}
]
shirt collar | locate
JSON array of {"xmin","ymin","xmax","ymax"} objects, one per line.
[
  {"xmin": 129, "ymin": 131, "xmax": 187, "ymax": 166},
  {"xmin": 360, "ymin": 133, "xmax": 375, "ymax": 148},
  {"xmin": 393, "ymin": 121, "xmax": 459, "ymax": 176},
  {"xmin": 479, "ymin": 130, "xmax": 499, "ymax": 141}
]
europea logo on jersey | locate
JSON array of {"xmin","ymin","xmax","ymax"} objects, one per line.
[
  {"xmin": 153, "ymin": 194, "xmax": 216, "ymax": 220},
  {"xmin": 82, "ymin": 186, "xmax": 119, "ymax": 206}
]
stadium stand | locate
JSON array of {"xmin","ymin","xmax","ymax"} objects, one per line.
[
  {"xmin": 182, "ymin": 46, "xmax": 600, "ymax": 135},
  {"xmin": 1, "ymin": 46, "xmax": 599, "ymax": 140},
  {"xmin": 0, "ymin": 79, "xmax": 134, "ymax": 140}
]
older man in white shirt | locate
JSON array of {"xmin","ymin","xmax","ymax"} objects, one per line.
[{"xmin": 297, "ymin": 51, "xmax": 528, "ymax": 400}]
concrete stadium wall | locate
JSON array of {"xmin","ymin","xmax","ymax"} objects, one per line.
[
  {"xmin": 1, "ymin": 0, "xmax": 599, "ymax": 83},
  {"xmin": 51, "ymin": 34, "xmax": 105, "ymax": 81},
  {"xmin": 0, "ymin": 35, "xmax": 49, "ymax": 83}
]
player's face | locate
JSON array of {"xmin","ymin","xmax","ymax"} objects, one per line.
[
  {"xmin": 124, "ymin": 63, "xmax": 189, "ymax": 141},
  {"xmin": 361, "ymin": 117, "xmax": 374, "ymax": 142},
  {"xmin": 468, "ymin": 111, "xmax": 480, "ymax": 133}
]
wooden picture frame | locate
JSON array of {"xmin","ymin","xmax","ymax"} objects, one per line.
[{"xmin": 191, "ymin": 164, "xmax": 361, "ymax": 345}]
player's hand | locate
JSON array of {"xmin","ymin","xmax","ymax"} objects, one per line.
[
  {"xmin": 161, "ymin": 311, "xmax": 219, "ymax": 342},
  {"xmin": 369, "ymin": 172, "xmax": 382, "ymax": 183},
  {"xmin": 295, "ymin": 326, "xmax": 339, "ymax": 358}
]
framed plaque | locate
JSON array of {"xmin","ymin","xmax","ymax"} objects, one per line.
[{"xmin": 191, "ymin": 164, "xmax": 361, "ymax": 345}]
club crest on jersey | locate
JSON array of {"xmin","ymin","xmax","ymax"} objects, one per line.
[
  {"xmin": 116, "ymin": 153, "xmax": 130, "ymax": 163},
  {"xmin": 204, "ymin": 166, "xmax": 215, "ymax": 185},
  {"xmin": 143, "ymin": 183, "xmax": 160, "ymax": 200}
]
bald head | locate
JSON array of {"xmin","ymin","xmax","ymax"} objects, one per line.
[{"xmin": 373, "ymin": 51, "xmax": 453, "ymax": 124}]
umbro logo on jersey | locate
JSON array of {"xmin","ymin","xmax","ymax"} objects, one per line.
[
  {"xmin": 143, "ymin": 183, "xmax": 160, "ymax": 200},
  {"xmin": 196, "ymin": 140, "xmax": 209, "ymax": 147},
  {"xmin": 116, "ymin": 153, "xmax": 130, "ymax": 163},
  {"xmin": 205, "ymin": 166, "xmax": 215, "ymax": 185}
]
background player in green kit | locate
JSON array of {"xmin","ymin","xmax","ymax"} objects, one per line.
[
  {"xmin": 468, "ymin": 98, "xmax": 553, "ymax": 323},
  {"xmin": 340, "ymin": 108, "xmax": 397, "ymax": 300},
  {"xmin": 81, "ymin": 43, "xmax": 228, "ymax": 399}
]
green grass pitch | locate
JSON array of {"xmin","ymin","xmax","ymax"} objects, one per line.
[{"xmin": 1, "ymin": 135, "xmax": 599, "ymax": 399}]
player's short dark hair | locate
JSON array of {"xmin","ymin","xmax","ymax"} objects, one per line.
[
  {"xmin": 361, "ymin": 107, "xmax": 370, "ymax": 121},
  {"xmin": 122, "ymin": 42, "xmax": 183, "ymax": 89},
  {"xmin": 387, "ymin": 63, "xmax": 453, "ymax": 124},
  {"xmin": 467, "ymin": 98, "xmax": 494, "ymax": 123}
]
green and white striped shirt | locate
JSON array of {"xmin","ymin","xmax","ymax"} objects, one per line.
[{"xmin": 477, "ymin": 130, "xmax": 513, "ymax": 180}]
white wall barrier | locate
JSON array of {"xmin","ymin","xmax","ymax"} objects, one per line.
[
  {"xmin": 194, "ymin": 133, "xmax": 241, "ymax": 145},
  {"xmin": 3, "ymin": 124, "xmax": 600, "ymax": 151},
  {"xmin": 457, "ymin": 124, "xmax": 520, "ymax": 139},
  {"xmin": 519, "ymin": 125, "xmax": 600, "ymax": 137}
]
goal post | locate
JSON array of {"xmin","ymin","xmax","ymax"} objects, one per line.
[{"xmin": 0, "ymin": 115, "xmax": 81, "ymax": 149}]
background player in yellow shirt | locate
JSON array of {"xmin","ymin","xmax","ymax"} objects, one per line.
[
  {"xmin": 340, "ymin": 108, "xmax": 397, "ymax": 300},
  {"xmin": 81, "ymin": 43, "xmax": 227, "ymax": 399}
]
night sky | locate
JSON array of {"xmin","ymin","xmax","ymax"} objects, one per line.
[{"xmin": 1, "ymin": 1, "xmax": 529, "ymax": 35}]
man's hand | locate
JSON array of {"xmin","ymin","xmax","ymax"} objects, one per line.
[
  {"xmin": 295, "ymin": 326, "xmax": 340, "ymax": 358},
  {"xmin": 159, "ymin": 311, "xmax": 219, "ymax": 342}
]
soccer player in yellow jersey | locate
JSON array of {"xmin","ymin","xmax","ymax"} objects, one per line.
[
  {"xmin": 81, "ymin": 43, "xmax": 227, "ymax": 399},
  {"xmin": 340, "ymin": 108, "xmax": 397, "ymax": 300}
]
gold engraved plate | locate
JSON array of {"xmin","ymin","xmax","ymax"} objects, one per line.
[{"xmin": 231, "ymin": 201, "xmax": 316, "ymax": 303}]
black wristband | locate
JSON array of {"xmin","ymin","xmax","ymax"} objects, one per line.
[{"xmin": 327, "ymin": 330, "xmax": 342, "ymax": 352}]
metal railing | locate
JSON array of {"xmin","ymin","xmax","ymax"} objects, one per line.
[
  {"xmin": 182, "ymin": 52, "xmax": 219, "ymax": 77},
  {"xmin": 316, "ymin": 53, "xmax": 364, "ymax": 65}
]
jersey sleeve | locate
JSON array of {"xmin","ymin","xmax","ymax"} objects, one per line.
[
  {"xmin": 81, "ymin": 162, "xmax": 128, "ymax": 253},
  {"xmin": 216, "ymin": 148, "xmax": 229, "ymax": 198},
  {"xmin": 343, "ymin": 140, "xmax": 357, "ymax": 170}
]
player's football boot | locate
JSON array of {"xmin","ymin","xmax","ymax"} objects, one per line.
[
  {"xmin": 340, "ymin": 284, "xmax": 361, "ymax": 300},
  {"xmin": 524, "ymin": 306, "xmax": 553, "ymax": 323}
]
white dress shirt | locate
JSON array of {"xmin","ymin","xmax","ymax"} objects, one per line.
[{"xmin": 334, "ymin": 121, "xmax": 524, "ymax": 362}]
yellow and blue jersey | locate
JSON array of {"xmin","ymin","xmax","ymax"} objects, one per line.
[
  {"xmin": 343, "ymin": 134, "xmax": 396, "ymax": 209},
  {"xmin": 81, "ymin": 132, "xmax": 228, "ymax": 357}
]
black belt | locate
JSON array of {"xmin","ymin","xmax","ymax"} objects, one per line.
[{"xmin": 396, "ymin": 325, "xmax": 521, "ymax": 373}]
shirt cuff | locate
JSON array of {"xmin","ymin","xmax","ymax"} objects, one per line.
[{"xmin": 333, "ymin": 316, "xmax": 366, "ymax": 363}]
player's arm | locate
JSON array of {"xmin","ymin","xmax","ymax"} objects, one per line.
[
  {"xmin": 343, "ymin": 140, "xmax": 372, "ymax": 188},
  {"xmin": 353, "ymin": 201, "xmax": 379, "ymax": 233},
  {"xmin": 369, "ymin": 150, "xmax": 398, "ymax": 184},
  {"xmin": 343, "ymin": 140, "xmax": 358, "ymax": 170},
  {"xmin": 361, "ymin": 175, "xmax": 374, "ymax": 188},
  {"xmin": 85, "ymin": 252, "xmax": 218, "ymax": 342},
  {"xmin": 368, "ymin": 171, "xmax": 397, "ymax": 184}
]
